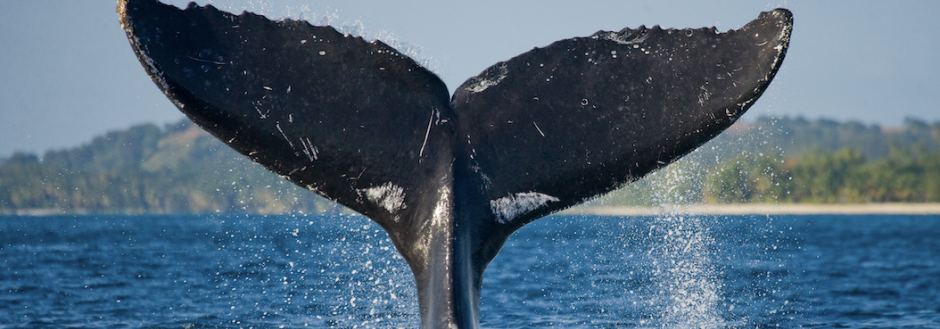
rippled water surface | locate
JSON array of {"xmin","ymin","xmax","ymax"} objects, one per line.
[{"xmin": 1, "ymin": 214, "xmax": 938, "ymax": 328}]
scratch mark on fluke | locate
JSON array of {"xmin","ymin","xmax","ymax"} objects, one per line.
[
  {"xmin": 118, "ymin": 0, "xmax": 792, "ymax": 327},
  {"xmin": 419, "ymin": 109, "xmax": 434, "ymax": 157},
  {"xmin": 533, "ymin": 122, "xmax": 545, "ymax": 137}
]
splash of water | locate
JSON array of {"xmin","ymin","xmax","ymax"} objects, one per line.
[
  {"xmin": 614, "ymin": 118, "xmax": 786, "ymax": 327},
  {"xmin": 639, "ymin": 161, "xmax": 724, "ymax": 328}
]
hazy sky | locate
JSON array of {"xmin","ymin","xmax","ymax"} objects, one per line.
[{"xmin": 1, "ymin": 1, "xmax": 938, "ymax": 158}]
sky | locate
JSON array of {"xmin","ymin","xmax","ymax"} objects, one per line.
[{"xmin": 1, "ymin": 0, "xmax": 938, "ymax": 158}]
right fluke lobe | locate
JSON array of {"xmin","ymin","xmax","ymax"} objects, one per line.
[{"xmin": 452, "ymin": 9, "xmax": 793, "ymax": 232}]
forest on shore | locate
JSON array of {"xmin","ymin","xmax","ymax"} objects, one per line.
[{"xmin": 2, "ymin": 117, "xmax": 939, "ymax": 214}]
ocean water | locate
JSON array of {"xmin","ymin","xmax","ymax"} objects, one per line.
[{"xmin": 1, "ymin": 213, "xmax": 938, "ymax": 328}]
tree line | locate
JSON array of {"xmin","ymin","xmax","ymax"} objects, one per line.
[
  {"xmin": 0, "ymin": 122, "xmax": 337, "ymax": 214},
  {"xmin": 586, "ymin": 117, "xmax": 940, "ymax": 207},
  {"xmin": 701, "ymin": 117, "xmax": 940, "ymax": 204},
  {"xmin": 703, "ymin": 145, "xmax": 940, "ymax": 204},
  {"xmin": 2, "ymin": 117, "xmax": 940, "ymax": 214}
]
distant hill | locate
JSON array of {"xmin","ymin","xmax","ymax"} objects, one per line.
[
  {"xmin": 695, "ymin": 116, "xmax": 940, "ymax": 162},
  {"xmin": 755, "ymin": 116, "xmax": 939, "ymax": 159},
  {"xmin": 2, "ymin": 116, "xmax": 939, "ymax": 214},
  {"xmin": 586, "ymin": 116, "xmax": 940, "ymax": 207},
  {"xmin": 0, "ymin": 121, "xmax": 338, "ymax": 215}
]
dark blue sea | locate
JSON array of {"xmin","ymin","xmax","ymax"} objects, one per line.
[{"xmin": 1, "ymin": 213, "xmax": 938, "ymax": 328}]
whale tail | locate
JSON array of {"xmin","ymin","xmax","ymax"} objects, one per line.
[{"xmin": 118, "ymin": 1, "xmax": 792, "ymax": 327}]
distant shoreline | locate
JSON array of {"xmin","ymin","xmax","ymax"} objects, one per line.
[
  {"xmin": 568, "ymin": 203, "xmax": 940, "ymax": 216},
  {"xmin": 5, "ymin": 203, "xmax": 940, "ymax": 217}
]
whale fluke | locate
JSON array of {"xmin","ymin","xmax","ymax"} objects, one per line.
[{"xmin": 118, "ymin": 0, "xmax": 792, "ymax": 327}]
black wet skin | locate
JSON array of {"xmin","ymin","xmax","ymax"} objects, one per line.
[{"xmin": 118, "ymin": 1, "xmax": 791, "ymax": 327}]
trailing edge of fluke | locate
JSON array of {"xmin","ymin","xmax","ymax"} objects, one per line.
[{"xmin": 117, "ymin": 1, "xmax": 792, "ymax": 327}]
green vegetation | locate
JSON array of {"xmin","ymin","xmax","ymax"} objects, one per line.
[
  {"xmin": 2, "ymin": 117, "xmax": 940, "ymax": 214},
  {"xmin": 588, "ymin": 117, "xmax": 940, "ymax": 207},
  {"xmin": 0, "ymin": 121, "xmax": 337, "ymax": 214},
  {"xmin": 701, "ymin": 146, "xmax": 940, "ymax": 204},
  {"xmin": 696, "ymin": 117, "xmax": 940, "ymax": 204}
]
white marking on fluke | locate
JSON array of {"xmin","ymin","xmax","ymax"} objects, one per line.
[
  {"xmin": 360, "ymin": 183, "xmax": 406, "ymax": 216},
  {"xmin": 594, "ymin": 29, "xmax": 649, "ymax": 45},
  {"xmin": 466, "ymin": 63, "xmax": 508, "ymax": 93},
  {"xmin": 431, "ymin": 186, "xmax": 450, "ymax": 228},
  {"xmin": 490, "ymin": 192, "xmax": 560, "ymax": 224}
]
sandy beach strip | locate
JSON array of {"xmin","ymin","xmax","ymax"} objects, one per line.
[{"xmin": 567, "ymin": 203, "xmax": 940, "ymax": 216}]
